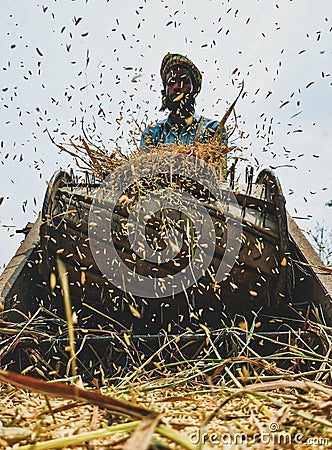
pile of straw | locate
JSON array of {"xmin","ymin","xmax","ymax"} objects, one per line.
[
  {"xmin": 1, "ymin": 314, "xmax": 332, "ymax": 449},
  {"xmin": 54, "ymin": 135, "xmax": 238, "ymax": 179}
]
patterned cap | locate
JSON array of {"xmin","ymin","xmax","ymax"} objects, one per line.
[{"xmin": 160, "ymin": 53, "xmax": 202, "ymax": 93}]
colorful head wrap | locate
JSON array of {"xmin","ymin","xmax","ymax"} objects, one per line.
[{"xmin": 160, "ymin": 53, "xmax": 202, "ymax": 110}]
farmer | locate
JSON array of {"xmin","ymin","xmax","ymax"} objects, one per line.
[{"xmin": 140, "ymin": 53, "xmax": 228, "ymax": 151}]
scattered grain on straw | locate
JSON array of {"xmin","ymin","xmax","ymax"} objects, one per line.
[{"xmin": 1, "ymin": 316, "xmax": 332, "ymax": 449}]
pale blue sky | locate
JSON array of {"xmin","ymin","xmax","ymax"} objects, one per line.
[{"xmin": 1, "ymin": 0, "xmax": 331, "ymax": 270}]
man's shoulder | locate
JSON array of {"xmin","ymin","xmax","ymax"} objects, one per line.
[
  {"xmin": 144, "ymin": 117, "xmax": 168, "ymax": 134},
  {"xmin": 197, "ymin": 115, "xmax": 220, "ymax": 129}
]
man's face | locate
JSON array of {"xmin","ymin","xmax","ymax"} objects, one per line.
[{"xmin": 165, "ymin": 65, "xmax": 194, "ymax": 112}]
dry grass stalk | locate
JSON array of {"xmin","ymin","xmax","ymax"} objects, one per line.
[{"xmin": 56, "ymin": 258, "xmax": 77, "ymax": 379}]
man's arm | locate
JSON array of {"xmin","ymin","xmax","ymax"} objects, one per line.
[{"xmin": 140, "ymin": 126, "xmax": 155, "ymax": 152}]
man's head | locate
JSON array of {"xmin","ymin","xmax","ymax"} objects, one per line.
[{"xmin": 160, "ymin": 53, "xmax": 202, "ymax": 114}]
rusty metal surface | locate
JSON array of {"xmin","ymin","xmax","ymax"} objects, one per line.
[
  {"xmin": 0, "ymin": 215, "xmax": 42, "ymax": 316},
  {"xmin": 37, "ymin": 169, "xmax": 293, "ymax": 333},
  {"xmin": 287, "ymin": 213, "xmax": 332, "ymax": 324},
  {"xmin": 1, "ymin": 180, "xmax": 330, "ymax": 325}
]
